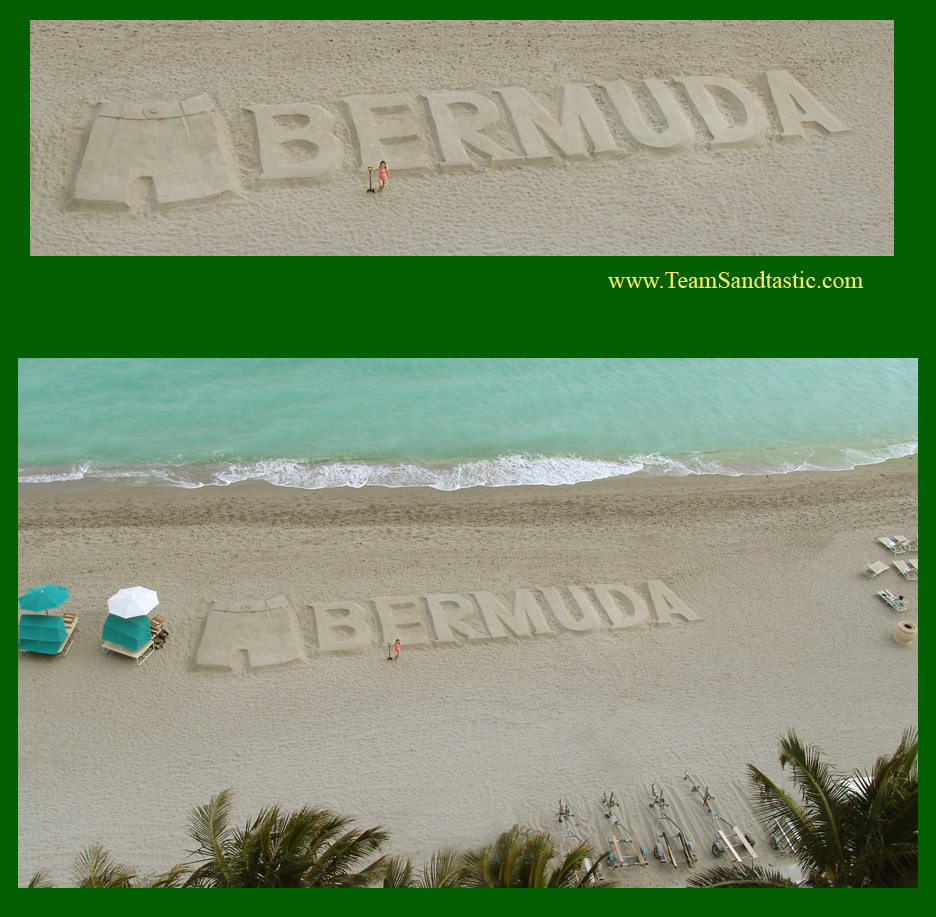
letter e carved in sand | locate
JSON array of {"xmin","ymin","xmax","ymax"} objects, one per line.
[
  {"xmin": 343, "ymin": 93, "xmax": 430, "ymax": 171},
  {"xmin": 373, "ymin": 595, "xmax": 432, "ymax": 646}
]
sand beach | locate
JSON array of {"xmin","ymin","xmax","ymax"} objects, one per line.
[
  {"xmin": 17, "ymin": 459, "xmax": 918, "ymax": 886},
  {"xmin": 29, "ymin": 19, "xmax": 894, "ymax": 255}
]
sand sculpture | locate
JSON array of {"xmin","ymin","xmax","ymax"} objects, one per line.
[
  {"xmin": 194, "ymin": 596, "xmax": 305, "ymax": 672},
  {"xmin": 194, "ymin": 581, "xmax": 700, "ymax": 667},
  {"xmin": 70, "ymin": 71, "xmax": 848, "ymax": 210}
]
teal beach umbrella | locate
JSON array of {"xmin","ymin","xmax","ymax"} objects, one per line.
[{"xmin": 18, "ymin": 584, "xmax": 70, "ymax": 614}]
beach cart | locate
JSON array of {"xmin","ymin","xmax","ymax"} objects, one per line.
[
  {"xmin": 648, "ymin": 783, "xmax": 696, "ymax": 868},
  {"xmin": 684, "ymin": 772, "xmax": 757, "ymax": 863},
  {"xmin": 601, "ymin": 792, "xmax": 648, "ymax": 867},
  {"xmin": 556, "ymin": 800, "xmax": 603, "ymax": 885},
  {"xmin": 766, "ymin": 817, "xmax": 796, "ymax": 853},
  {"xmin": 755, "ymin": 784, "xmax": 796, "ymax": 853}
]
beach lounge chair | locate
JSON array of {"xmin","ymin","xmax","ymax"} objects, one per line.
[
  {"xmin": 101, "ymin": 613, "xmax": 157, "ymax": 665},
  {"xmin": 878, "ymin": 590, "xmax": 908, "ymax": 612},
  {"xmin": 877, "ymin": 536, "xmax": 909, "ymax": 554},
  {"xmin": 908, "ymin": 558, "xmax": 918, "ymax": 576},
  {"xmin": 862, "ymin": 561, "xmax": 889, "ymax": 578},
  {"xmin": 18, "ymin": 612, "xmax": 78, "ymax": 656},
  {"xmin": 905, "ymin": 536, "xmax": 918, "ymax": 552},
  {"xmin": 893, "ymin": 560, "xmax": 917, "ymax": 581}
]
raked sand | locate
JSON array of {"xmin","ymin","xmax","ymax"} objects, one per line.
[
  {"xmin": 17, "ymin": 460, "xmax": 917, "ymax": 886},
  {"xmin": 29, "ymin": 20, "xmax": 893, "ymax": 255}
]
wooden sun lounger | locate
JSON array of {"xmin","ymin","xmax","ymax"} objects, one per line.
[
  {"xmin": 862, "ymin": 561, "xmax": 889, "ymax": 578},
  {"xmin": 59, "ymin": 613, "xmax": 78, "ymax": 655},
  {"xmin": 102, "ymin": 638, "xmax": 155, "ymax": 665},
  {"xmin": 878, "ymin": 590, "xmax": 908, "ymax": 612},
  {"xmin": 894, "ymin": 560, "xmax": 917, "ymax": 580},
  {"xmin": 878, "ymin": 536, "xmax": 909, "ymax": 554}
]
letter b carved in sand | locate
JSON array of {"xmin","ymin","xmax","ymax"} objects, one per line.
[
  {"xmin": 312, "ymin": 602, "xmax": 372, "ymax": 653},
  {"xmin": 250, "ymin": 103, "xmax": 342, "ymax": 180}
]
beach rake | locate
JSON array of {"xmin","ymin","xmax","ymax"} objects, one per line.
[
  {"xmin": 601, "ymin": 792, "xmax": 648, "ymax": 867},
  {"xmin": 648, "ymin": 783, "xmax": 696, "ymax": 868},
  {"xmin": 684, "ymin": 771, "xmax": 757, "ymax": 864}
]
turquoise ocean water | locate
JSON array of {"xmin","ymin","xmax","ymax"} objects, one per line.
[{"xmin": 18, "ymin": 358, "xmax": 917, "ymax": 490}]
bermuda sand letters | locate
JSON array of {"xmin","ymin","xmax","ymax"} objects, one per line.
[
  {"xmin": 70, "ymin": 71, "xmax": 849, "ymax": 210},
  {"xmin": 193, "ymin": 581, "xmax": 701, "ymax": 673}
]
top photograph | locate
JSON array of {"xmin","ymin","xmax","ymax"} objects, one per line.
[{"xmin": 29, "ymin": 20, "xmax": 893, "ymax": 255}]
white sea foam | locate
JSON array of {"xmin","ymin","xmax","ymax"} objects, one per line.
[{"xmin": 17, "ymin": 441, "xmax": 918, "ymax": 491}]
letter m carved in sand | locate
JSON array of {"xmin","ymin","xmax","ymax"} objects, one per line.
[{"xmin": 194, "ymin": 597, "xmax": 305, "ymax": 673}]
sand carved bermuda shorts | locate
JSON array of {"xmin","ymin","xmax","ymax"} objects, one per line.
[{"xmin": 73, "ymin": 94, "xmax": 235, "ymax": 207}]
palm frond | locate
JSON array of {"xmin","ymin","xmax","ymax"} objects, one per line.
[
  {"xmin": 302, "ymin": 823, "xmax": 390, "ymax": 887},
  {"xmin": 687, "ymin": 863, "xmax": 800, "ymax": 888},
  {"xmin": 72, "ymin": 843, "xmax": 135, "ymax": 887},
  {"xmin": 548, "ymin": 840, "xmax": 600, "ymax": 887},
  {"xmin": 183, "ymin": 788, "xmax": 236, "ymax": 887},
  {"xmin": 844, "ymin": 728, "xmax": 918, "ymax": 887},
  {"xmin": 140, "ymin": 862, "xmax": 191, "ymax": 887},
  {"xmin": 381, "ymin": 854, "xmax": 415, "ymax": 887},
  {"xmin": 775, "ymin": 729, "xmax": 850, "ymax": 883},
  {"xmin": 419, "ymin": 848, "xmax": 468, "ymax": 887},
  {"xmin": 26, "ymin": 869, "xmax": 55, "ymax": 888},
  {"xmin": 748, "ymin": 728, "xmax": 918, "ymax": 888}
]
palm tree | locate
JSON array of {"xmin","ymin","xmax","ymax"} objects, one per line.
[
  {"xmin": 459, "ymin": 825, "xmax": 613, "ymax": 887},
  {"xmin": 381, "ymin": 849, "xmax": 469, "ymax": 887},
  {"xmin": 27, "ymin": 843, "xmax": 189, "ymax": 888},
  {"xmin": 182, "ymin": 788, "xmax": 389, "ymax": 887},
  {"xmin": 687, "ymin": 728, "xmax": 918, "ymax": 888}
]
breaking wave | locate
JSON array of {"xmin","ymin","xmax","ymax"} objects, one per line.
[{"xmin": 18, "ymin": 441, "xmax": 918, "ymax": 491}]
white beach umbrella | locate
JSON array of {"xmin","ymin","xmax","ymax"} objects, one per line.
[{"xmin": 107, "ymin": 586, "xmax": 159, "ymax": 619}]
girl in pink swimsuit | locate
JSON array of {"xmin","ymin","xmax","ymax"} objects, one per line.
[
  {"xmin": 377, "ymin": 161, "xmax": 388, "ymax": 193},
  {"xmin": 394, "ymin": 638, "xmax": 401, "ymax": 660}
]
